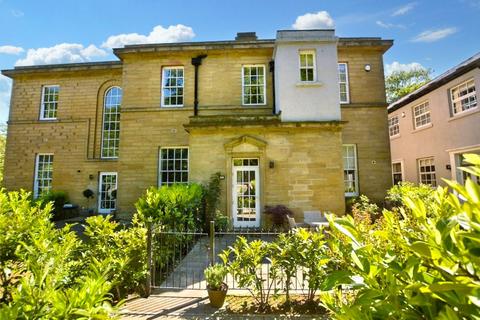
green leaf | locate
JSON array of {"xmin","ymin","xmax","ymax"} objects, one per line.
[{"xmin": 410, "ymin": 241, "xmax": 441, "ymax": 259}]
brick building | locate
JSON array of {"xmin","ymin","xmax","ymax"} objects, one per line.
[{"xmin": 2, "ymin": 30, "xmax": 392, "ymax": 226}]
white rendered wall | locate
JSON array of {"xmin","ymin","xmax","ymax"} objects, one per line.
[{"xmin": 274, "ymin": 30, "xmax": 340, "ymax": 122}]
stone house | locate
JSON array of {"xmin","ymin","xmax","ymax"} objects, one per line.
[
  {"xmin": 1, "ymin": 30, "xmax": 392, "ymax": 226},
  {"xmin": 388, "ymin": 53, "xmax": 479, "ymax": 188}
]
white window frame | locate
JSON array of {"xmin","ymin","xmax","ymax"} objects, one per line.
[
  {"xmin": 392, "ymin": 161, "xmax": 404, "ymax": 185},
  {"xmin": 159, "ymin": 147, "xmax": 189, "ymax": 186},
  {"xmin": 241, "ymin": 65, "xmax": 267, "ymax": 106},
  {"xmin": 338, "ymin": 62, "xmax": 350, "ymax": 103},
  {"xmin": 40, "ymin": 85, "xmax": 59, "ymax": 120},
  {"xmin": 450, "ymin": 78, "xmax": 477, "ymax": 116},
  {"xmin": 413, "ymin": 101, "xmax": 431, "ymax": 129},
  {"xmin": 343, "ymin": 144, "xmax": 359, "ymax": 197},
  {"xmin": 388, "ymin": 115, "xmax": 400, "ymax": 137},
  {"xmin": 34, "ymin": 153, "xmax": 54, "ymax": 198},
  {"xmin": 418, "ymin": 157, "xmax": 437, "ymax": 186},
  {"xmin": 101, "ymin": 86, "xmax": 122, "ymax": 159},
  {"xmin": 98, "ymin": 172, "xmax": 118, "ymax": 214},
  {"xmin": 299, "ymin": 50, "xmax": 316, "ymax": 82},
  {"xmin": 161, "ymin": 66, "xmax": 184, "ymax": 108}
]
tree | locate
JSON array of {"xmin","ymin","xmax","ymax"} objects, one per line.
[{"xmin": 386, "ymin": 68, "xmax": 432, "ymax": 103}]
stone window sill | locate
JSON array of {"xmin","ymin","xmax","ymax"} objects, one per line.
[
  {"xmin": 296, "ymin": 81, "xmax": 323, "ymax": 88},
  {"xmin": 448, "ymin": 107, "xmax": 480, "ymax": 122},
  {"xmin": 412, "ymin": 122, "xmax": 433, "ymax": 133},
  {"xmin": 390, "ymin": 134, "xmax": 401, "ymax": 140}
]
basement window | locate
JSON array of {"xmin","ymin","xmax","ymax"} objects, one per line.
[{"xmin": 162, "ymin": 66, "xmax": 184, "ymax": 107}]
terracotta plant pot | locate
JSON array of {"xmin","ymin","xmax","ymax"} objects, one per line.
[{"xmin": 207, "ymin": 283, "xmax": 228, "ymax": 308}]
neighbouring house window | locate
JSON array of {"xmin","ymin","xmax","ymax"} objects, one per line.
[
  {"xmin": 388, "ymin": 115, "xmax": 400, "ymax": 137},
  {"xmin": 162, "ymin": 66, "xmax": 184, "ymax": 107},
  {"xmin": 242, "ymin": 65, "xmax": 266, "ymax": 105},
  {"xmin": 40, "ymin": 85, "xmax": 59, "ymax": 120},
  {"xmin": 418, "ymin": 157, "xmax": 436, "ymax": 186},
  {"xmin": 34, "ymin": 154, "xmax": 53, "ymax": 198},
  {"xmin": 159, "ymin": 147, "xmax": 189, "ymax": 185},
  {"xmin": 299, "ymin": 50, "xmax": 316, "ymax": 82},
  {"xmin": 450, "ymin": 78, "xmax": 477, "ymax": 115},
  {"xmin": 413, "ymin": 101, "xmax": 431, "ymax": 129},
  {"xmin": 338, "ymin": 63, "xmax": 350, "ymax": 103},
  {"xmin": 392, "ymin": 162, "xmax": 403, "ymax": 185},
  {"xmin": 101, "ymin": 87, "xmax": 122, "ymax": 158},
  {"xmin": 343, "ymin": 144, "xmax": 358, "ymax": 196}
]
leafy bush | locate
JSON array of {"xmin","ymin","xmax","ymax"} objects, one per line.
[
  {"xmin": 386, "ymin": 181, "xmax": 435, "ymax": 210},
  {"xmin": 0, "ymin": 189, "xmax": 118, "ymax": 318},
  {"xmin": 135, "ymin": 183, "xmax": 204, "ymax": 231},
  {"xmin": 204, "ymin": 264, "xmax": 228, "ymax": 291},
  {"xmin": 264, "ymin": 205, "xmax": 292, "ymax": 229},
  {"xmin": 319, "ymin": 154, "xmax": 480, "ymax": 319},
  {"xmin": 37, "ymin": 190, "xmax": 69, "ymax": 221},
  {"xmin": 83, "ymin": 214, "xmax": 148, "ymax": 300},
  {"xmin": 220, "ymin": 237, "xmax": 278, "ymax": 311}
]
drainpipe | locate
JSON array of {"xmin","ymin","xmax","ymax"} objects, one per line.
[
  {"xmin": 191, "ymin": 54, "xmax": 207, "ymax": 116},
  {"xmin": 269, "ymin": 60, "xmax": 276, "ymax": 115}
]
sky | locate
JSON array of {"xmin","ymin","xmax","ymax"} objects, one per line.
[{"xmin": 0, "ymin": 0, "xmax": 479, "ymax": 124}]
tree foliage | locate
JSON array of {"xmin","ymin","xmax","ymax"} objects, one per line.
[{"xmin": 386, "ymin": 68, "xmax": 432, "ymax": 103}]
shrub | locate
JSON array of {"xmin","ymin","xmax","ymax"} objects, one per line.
[
  {"xmin": 135, "ymin": 183, "xmax": 204, "ymax": 230},
  {"xmin": 320, "ymin": 154, "xmax": 480, "ymax": 319},
  {"xmin": 386, "ymin": 181, "xmax": 435, "ymax": 210},
  {"xmin": 220, "ymin": 237, "xmax": 278, "ymax": 311},
  {"xmin": 204, "ymin": 264, "xmax": 228, "ymax": 291},
  {"xmin": 0, "ymin": 189, "xmax": 117, "ymax": 318},
  {"xmin": 37, "ymin": 190, "xmax": 69, "ymax": 221},
  {"xmin": 203, "ymin": 173, "xmax": 222, "ymax": 227},
  {"xmin": 264, "ymin": 205, "xmax": 292, "ymax": 229},
  {"xmin": 83, "ymin": 214, "xmax": 148, "ymax": 300}
]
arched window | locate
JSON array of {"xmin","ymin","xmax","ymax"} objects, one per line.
[{"xmin": 101, "ymin": 86, "xmax": 122, "ymax": 158}]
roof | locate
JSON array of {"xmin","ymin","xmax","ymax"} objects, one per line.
[
  {"xmin": 1, "ymin": 61, "xmax": 122, "ymax": 78},
  {"xmin": 388, "ymin": 52, "xmax": 480, "ymax": 113},
  {"xmin": 1, "ymin": 33, "xmax": 393, "ymax": 77}
]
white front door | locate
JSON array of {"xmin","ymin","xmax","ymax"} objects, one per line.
[
  {"xmin": 232, "ymin": 158, "xmax": 260, "ymax": 228},
  {"xmin": 98, "ymin": 172, "xmax": 117, "ymax": 214}
]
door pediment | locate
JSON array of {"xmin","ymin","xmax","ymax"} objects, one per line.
[{"xmin": 224, "ymin": 135, "xmax": 267, "ymax": 153}]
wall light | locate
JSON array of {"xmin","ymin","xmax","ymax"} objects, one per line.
[{"xmin": 364, "ymin": 64, "xmax": 371, "ymax": 72}]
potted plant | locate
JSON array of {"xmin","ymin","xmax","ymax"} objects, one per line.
[{"xmin": 204, "ymin": 263, "xmax": 228, "ymax": 308}]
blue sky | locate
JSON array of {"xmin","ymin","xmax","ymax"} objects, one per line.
[{"xmin": 0, "ymin": 0, "xmax": 479, "ymax": 124}]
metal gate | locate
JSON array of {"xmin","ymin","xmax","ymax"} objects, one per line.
[{"xmin": 147, "ymin": 222, "xmax": 282, "ymax": 292}]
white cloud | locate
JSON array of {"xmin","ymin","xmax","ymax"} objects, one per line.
[
  {"xmin": 0, "ymin": 45, "xmax": 24, "ymax": 55},
  {"xmin": 412, "ymin": 27, "xmax": 457, "ymax": 43},
  {"xmin": 292, "ymin": 11, "xmax": 335, "ymax": 29},
  {"xmin": 0, "ymin": 75, "xmax": 12, "ymax": 123},
  {"xmin": 102, "ymin": 24, "xmax": 195, "ymax": 48},
  {"xmin": 376, "ymin": 20, "xmax": 405, "ymax": 29},
  {"xmin": 392, "ymin": 2, "xmax": 416, "ymax": 16},
  {"xmin": 385, "ymin": 61, "xmax": 427, "ymax": 75},
  {"xmin": 15, "ymin": 43, "xmax": 108, "ymax": 66}
]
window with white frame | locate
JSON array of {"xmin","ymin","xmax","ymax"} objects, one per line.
[
  {"xmin": 159, "ymin": 147, "xmax": 189, "ymax": 185},
  {"xmin": 34, "ymin": 154, "xmax": 53, "ymax": 198},
  {"xmin": 40, "ymin": 85, "xmax": 59, "ymax": 120},
  {"xmin": 413, "ymin": 101, "xmax": 431, "ymax": 129},
  {"xmin": 101, "ymin": 87, "xmax": 122, "ymax": 158},
  {"xmin": 338, "ymin": 63, "xmax": 350, "ymax": 103},
  {"xmin": 388, "ymin": 115, "xmax": 400, "ymax": 137},
  {"xmin": 343, "ymin": 144, "xmax": 358, "ymax": 196},
  {"xmin": 162, "ymin": 66, "xmax": 184, "ymax": 107},
  {"xmin": 392, "ymin": 162, "xmax": 403, "ymax": 185},
  {"xmin": 418, "ymin": 157, "xmax": 436, "ymax": 186},
  {"xmin": 242, "ymin": 65, "xmax": 266, "ymax": 105},
  {"xmin": 450, "ymin": 78, "xmax": 477, "ymax": 115},
  {"xmin": 299, "ymin": 50, "xmax": 316, "ymax": 82}
]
